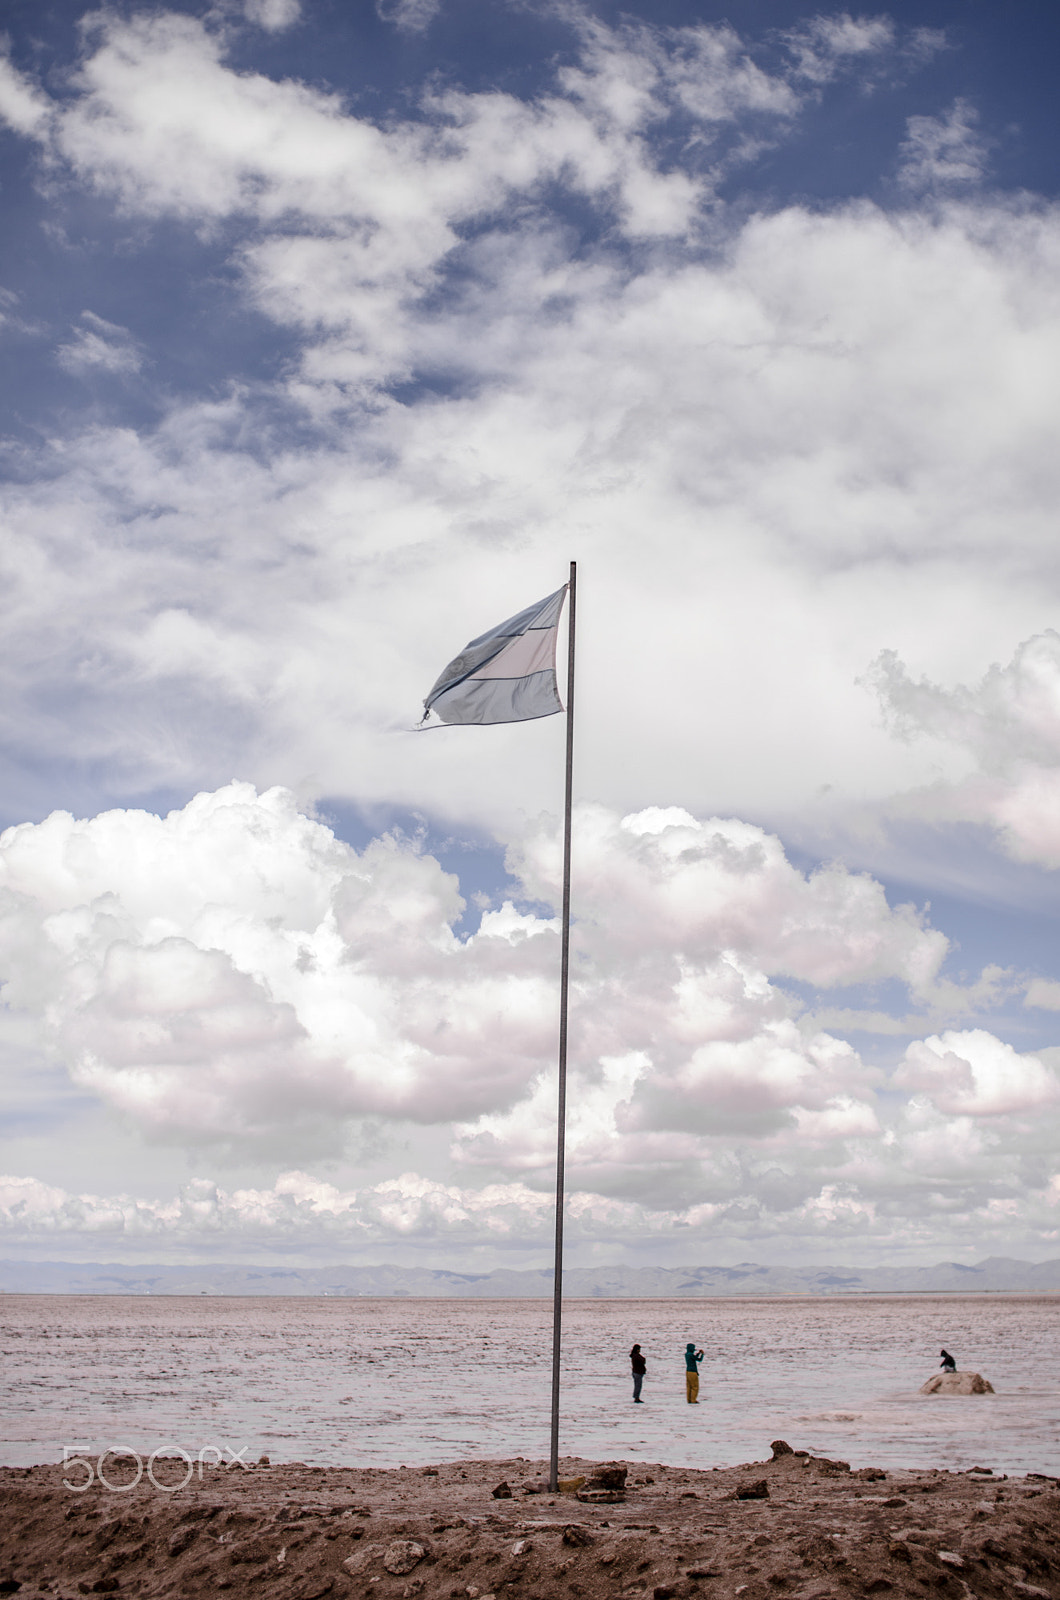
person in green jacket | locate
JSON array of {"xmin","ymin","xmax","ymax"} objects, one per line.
[{"xmin": 684, "ymin": 1342, "xmax": 704, "ymax": 1404}]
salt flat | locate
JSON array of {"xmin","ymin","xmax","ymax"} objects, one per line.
[{"xmin": 2, "ymin": 1294, "xmax": 1057, "ymax": 1474}]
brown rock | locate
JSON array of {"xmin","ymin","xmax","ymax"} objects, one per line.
[
  {"xmin": 919, "ymin": 1372, "xmax": 995, "ymax": 1396},
  {"xmin": 589, "ymin": 1463, "xmax": 629, "ymax": 1490},
  {"xmin": 735, "ymin": 1480, "xmax": 770, "ymax": 1500},
  {"xmin": 383, "ymin": 1540, "xmax": 427, "ymax": 1575},
  {"xmin": 887, "ymin": 1544, "xmax": 912, "ymax": 1564},
  {"xmin": 563, "ymin": 1525, "xmax": 594, "ymax": 1547},
  {"xmin": 229, "ymin": 1537, "xmax": 274, "ymax": 1563},
  {"xmin": 491, "ymin": 1482, "xmax": 512, "ymax": 1499}
]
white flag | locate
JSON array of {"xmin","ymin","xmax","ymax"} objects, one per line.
[{"xmin": 422, "ymin": 586, "xmax": 567, "ymax": 725}]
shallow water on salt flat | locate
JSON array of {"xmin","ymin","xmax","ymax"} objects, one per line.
[{"xmin": 2, "ymin": 1294, "xmax": 1058, "ymax": 1475}]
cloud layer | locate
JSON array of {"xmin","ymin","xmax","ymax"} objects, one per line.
[
  {"xmin": 1, "ymin": 6, "xmax": 1060, "ymax": 1264},
  {"xmin": 0, "ymin": 8, "xmax": 1056, "ymax": 836},
  {"xmin": 1, "ymin": 784, "xmax": 1057, "ymax": 1260}
]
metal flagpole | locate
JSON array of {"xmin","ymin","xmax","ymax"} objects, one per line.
[{"xmin": 549, "ymin": 559, "xmax": 576, "ymax": 1493}]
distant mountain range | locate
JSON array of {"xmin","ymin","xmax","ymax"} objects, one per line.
[{"xmin": 2, "ymin": 1255, "xmax": 1059, "ymax": 1296}]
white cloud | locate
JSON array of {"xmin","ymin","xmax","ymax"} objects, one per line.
[
  {"xmin": 56, "ymin": 311, "xmax": 142, "ymax": 376},
  {"xmin": 866, "ymin": 632, "xmax": 1060, "ymax": 866},
  {"xmin": 2, "ymin": 8, "xmax": 1060, "ymax": 1263},
  {"xmin": 376, "ymin": 0, "xmax": 440, "ymax": 33},
  {"xmin": 898, "ymin": 99, "xmax": 989, "ymax": 191},
  {"xmin": 894, "ymin": 1029, "xmax": 1060, "ymax": 1117},
  {"xmin": 782, "ymin": 13, "xmax": 896, "ymax": 85},
  {"xmin": 244, "ymin": 0, "xmax": 302, "ymax": 31},
  {"xmin": 0, "ymin": 784, "xmax": 952, "ymax": 1168},
  {"xmin": 0, "ymin": 11, "xmax": 1053, "ymax": 842},
  {"xmin": 1, "ymin": 782, "xmax": 1043, "ymax": 1255},
  {"xmin": 1026, "ymin": 978, "xmax": 1060, "ymax": 1012},
  {"xmin": 0, "ymin": 53, "xmax": 52, "ymax": 136}
]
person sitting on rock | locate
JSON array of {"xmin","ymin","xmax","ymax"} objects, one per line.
[{"xmin": 939, "ymin": 1349, "xmax": 957, "ymax": 1372}]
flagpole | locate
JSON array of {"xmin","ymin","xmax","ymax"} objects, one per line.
[{"xmin": 549, "ymin": 559, "xmax": 576, "ymax": 1494}]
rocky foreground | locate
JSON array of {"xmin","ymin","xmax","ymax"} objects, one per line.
[{"xmin": 2, "ymin": 1446, "xmax": 1058, "ymax": 1600}]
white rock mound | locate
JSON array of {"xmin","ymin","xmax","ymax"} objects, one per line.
[{"xmin": 919, "ymin": 1371, "xmax": 995, "ymax": 1395}]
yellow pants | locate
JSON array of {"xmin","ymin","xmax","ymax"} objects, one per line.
[{"xmin": 686, "ymin": 1371, "xmax": 699, "ymax": 1403}]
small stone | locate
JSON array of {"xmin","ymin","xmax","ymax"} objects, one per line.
[
  {"xmin": 881, "ymin": 1498, "xmax": 907, "ymax": 1508},
  {"xmin": 558, "ymin": 1477, "xmax": 586, "ymax": 1494},
  {"xmin": 563, "ymin": 1525, "xmax": 594, "ymax": 1548},
  {"xmin": 491, "ymin": 1482, "xmax": 512, "ymax": 1499},
  {"xmin": 229, "ymin": 1539, "xmax": 273, "ymax": 1565},
  {"xmin": 343, "ymin": 1543, "xmax": 382, "ymax": 1576},
  {"xmin": 258, "ymin": 1455, "xmax": 270, "ymax": 1467},
  {"xmin": 771, "ymin": 1440, "xmax": 795, "ymax": 1457},
  {"xmin": 887, "ymin": 1544, "xmax": 912, "ymax": 1564},
  {"xmin": 511, "ymin": 1540, "xmax": 532, "ymax": 1557},
  {"xmin": 653, "ymin": 1587, "xmax": 677, "ymax": 1599},
  {"xmin": 383, "ymin": 1541, "xmax": 427, "ymax": 1576},
  {"xmin": 589, "ymin": 1463, "xmax": 628, "ymax": 1490},
  {"xmin": 577, "ymin": 1488, "xmax": 625, "ymax": 1503},
  {"xmin": 1013, "ymin": 1588, "xmax": 1052, "ymax": 1599},
  {"xmin": 736, "ymin": 1480, "xmax": 770, "ymax": 1500},
  {"xmin": 295, "ymin": 1581, "xmax": 334, "ymax": 1600},
  {"xmin": 937, "ymin": 1554, "xmax": 964, "ymax": 1569},
  {"xmin": 422, "ymin": 1468, "xmax": 439, "ymax": 1476}
]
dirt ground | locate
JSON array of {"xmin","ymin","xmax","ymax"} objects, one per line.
[{"xmin": 2, "ymin": 1445, "xmax": 1057, "ymax": 1600}]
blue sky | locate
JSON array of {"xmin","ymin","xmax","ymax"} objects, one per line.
[{"xmin": 2, "ymin": 0, "xmax": 1060, "ymax": 1271}]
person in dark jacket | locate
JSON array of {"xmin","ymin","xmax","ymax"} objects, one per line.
[
  {"xmin": 685, "ymin": 1342, "xmax": 705, "ymax": 1403},
  {"xmin": 630, "ymin": 1343, "xmax": 646, "ymax": 1402},
  {"xmin": 939, "ymin": 1349, "xmax": 957, "ymax": 1372}
]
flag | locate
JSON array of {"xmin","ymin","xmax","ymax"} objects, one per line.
[{"xmin": 422, "ymin": 585, "xmax": 568, "ymax": 726}]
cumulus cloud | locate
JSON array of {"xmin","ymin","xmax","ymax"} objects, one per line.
[
  {"xmin": 866, "ymin": 632, "xmax": 1060, "ymax": 866},
  {"xmin": 0, "ymin": 783, "xmax": 955, "ymax": 1167},
  {"xmin": 898, "ymin": 99, "xmax": 989, "ymax": 191},
  {"xmin": 1, "ymin": 779, "xmax": 1042, "ymax": 1253},
  {"xmin": 56, "ymin": 311, "xmax": 142, "ymax": 376},
  {"xmin": 894, "ymin": 1029, "xmax": 1060, "ymax": 1117}
]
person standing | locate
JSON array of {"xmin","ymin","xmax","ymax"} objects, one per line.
[
  {"xmin": 630, "ymin": 1343, "xmax": 646, "ymax": 1403},
  {"xmin": 684, "ymin": 1342, "xmax": 704, "ymax": 1403}
]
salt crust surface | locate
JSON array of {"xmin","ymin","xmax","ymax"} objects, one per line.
[{"xmin": 2, "ymin": 1293, "xmax": 1057, "ymax": 1473}]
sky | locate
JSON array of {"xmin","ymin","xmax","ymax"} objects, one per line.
[{"xmin": 2, "ymin": 0, "xmax": 1060, "ymax": 1274}]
